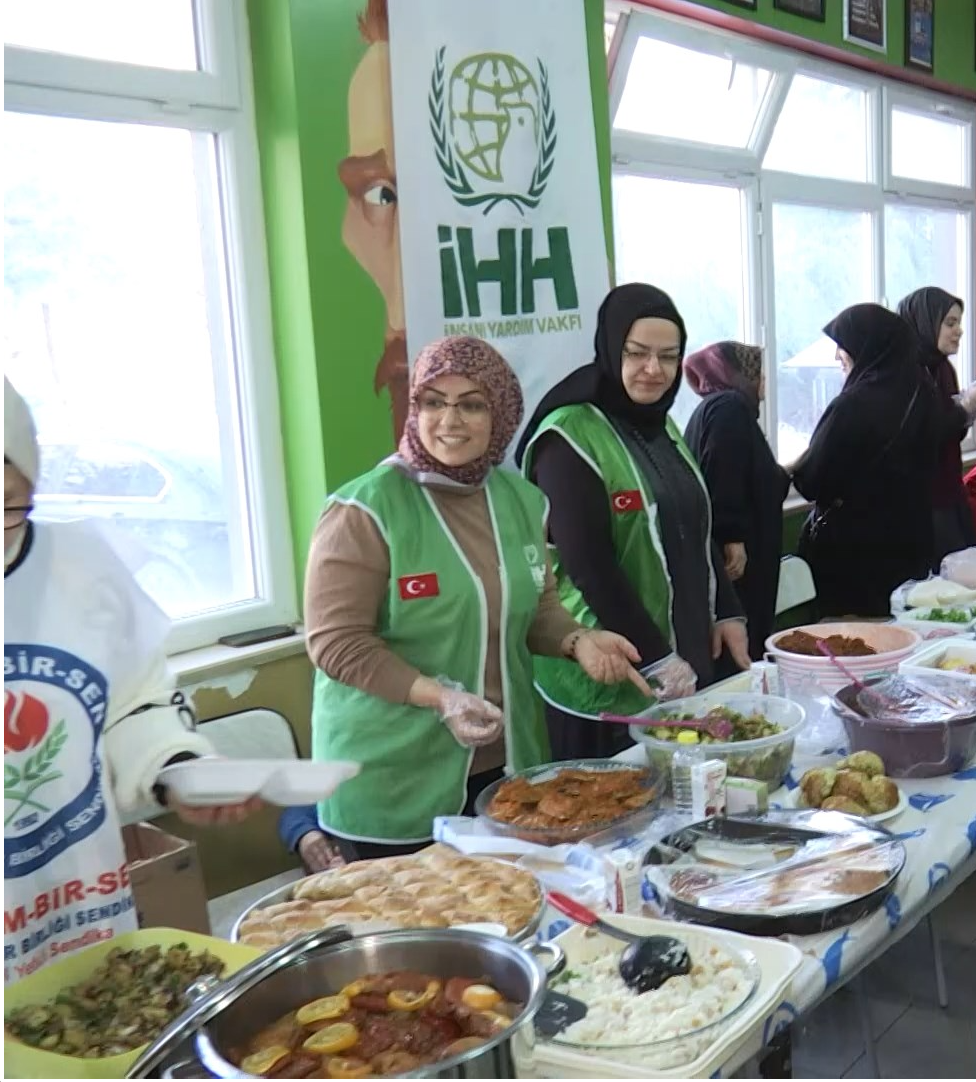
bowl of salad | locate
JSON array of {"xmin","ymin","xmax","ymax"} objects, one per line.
[
  {"xmin": 895, "ymin": 606, "xmax": 976, "ymax": 641},
  {"xmin": 630, "ymin": 693, "xmax": 806, "ymax": 790}
]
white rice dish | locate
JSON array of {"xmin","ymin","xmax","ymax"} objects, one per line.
[{"xmin": 554, "ymin": 941, "xmax": 753, "ymax": 1048}]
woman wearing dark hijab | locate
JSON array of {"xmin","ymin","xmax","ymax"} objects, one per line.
[
  {"xmin": 897, "ymin": 287, "xmax": 975, "ymax": 565},
  {"xmin": 515, "ymin": 284, "xmax": 750, "ymax": 760},
  {"xmin": 683, "ymin": 342, "xmax": 791, "ymax": 660},
  {"xmin": 793, "ymin": 303, "xmax": 940, "ymax": 618}
]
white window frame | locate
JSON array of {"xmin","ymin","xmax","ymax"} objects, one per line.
[
  {"xmin": 3, "ymin": 0, "xmax": 297, "ymax": 655},
  {"xmin": 610, "ymin": 6, "xmax": 976, "ymax": 465}
]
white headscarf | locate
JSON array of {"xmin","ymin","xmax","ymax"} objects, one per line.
[{"xmin": 4, "ymin": 377, "xmax": 40, "ymax": 487}]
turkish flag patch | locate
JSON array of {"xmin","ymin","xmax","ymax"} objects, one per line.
[
  {"xmin": 611, "ymin": 489, "xmax": 644, "ymax": 513},
  {"xmin": 398, "ymin": 572, "xmax": 440, "ymax": 600}
]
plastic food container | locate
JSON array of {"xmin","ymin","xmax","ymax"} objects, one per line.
[
  {"xmin": 900, "ymin": 639, "xmax": 976, "ymax": 683},
  {"xmin": 3, "ymin": 928, "xmax": 261, "ymax": 1080},
  {"xmin": 629, "ymin": 693, "xmax": 806, "ymax": 790},
  {"xmin": 474, "ymin": 759, "xmax": 663, "ymax": 845},
  {"xmin": 765, "ymin": 622, "xmax": 920, "ymax": 697},
  {"xmin": 833, "ymin": 677, "xmax": 976, "ymax": 778},
  {"xmin": 894, "ymin": 607, "xmax": 976, "ymax": 641}
]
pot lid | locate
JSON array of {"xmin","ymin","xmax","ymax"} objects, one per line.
[{"xmin": 126, "ymin": 927, "xmax": 354, "ymax": 1079}]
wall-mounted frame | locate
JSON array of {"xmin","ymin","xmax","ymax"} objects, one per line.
[
  {"xmin": 844, "ymin": 0, "xmax": 887, "ymax": 54},
  {"xmin": 772, "ymin": 0, "xmax": 826, "ymax": 21},
  {"xmin": 904, "ymin": 0, "xmax": 934, "ymax": 72},
  {"xmin": 724, "ymin": 0, "xmax": 758, "ymax": 9}
]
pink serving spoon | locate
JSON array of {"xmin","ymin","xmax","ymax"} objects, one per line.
[{"xmin": 600, "ymin": 712, "xmax": 733, "ymax": 740}]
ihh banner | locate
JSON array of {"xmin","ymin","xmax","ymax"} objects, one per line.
[{"xmin": 388, "ymin": 0, "xmax": 610, "ymax": 449}]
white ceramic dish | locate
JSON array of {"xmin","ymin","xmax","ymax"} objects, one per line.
[
  {"xmin": 784, "ymin": 784, "xmax": 907, "ymax": 824},
  {"xmin": 512, "ymin": 914, "xmax": 803, "ymax": 1079},
  {"xmin": 156, "ymin": 758, "xmax": 360, "ymax": 807}
]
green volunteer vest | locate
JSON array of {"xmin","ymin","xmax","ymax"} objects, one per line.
[
  {"xmin": 313, "ymin": 463, "xmax": 550, "ymax": 843},
  {"xmin": 522, "ymin": 403, "xmax": 715, "ymax": 718}
]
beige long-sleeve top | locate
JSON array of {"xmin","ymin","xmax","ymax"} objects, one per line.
[{"xmin": 304, "ymin": 482, "xmax": 580, "ymax": 772}]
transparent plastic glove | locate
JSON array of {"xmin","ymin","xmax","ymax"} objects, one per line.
[
  {"xmin": 645, "ymin": 655, "xmax": 698, "ymax": 702},
  {"xmin": 956, "ymin": 382, "xmax": 976, "ymax": 422},
  {"xmin": 437, "ymin": 682, "xmax": 504, "ymax": 747}
]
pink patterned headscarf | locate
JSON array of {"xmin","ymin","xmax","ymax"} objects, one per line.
[
  {"xmin": 398, "ymin": 336, "xmax": 524, "ymax": 486},
  {"xmin": 684, "ymin": 341, "xmax": 763, "ymax": 412}
]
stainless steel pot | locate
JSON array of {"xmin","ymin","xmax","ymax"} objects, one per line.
[{"xmin": 128, "ymin": 927, "xmax": 563, "ymax": 1080}]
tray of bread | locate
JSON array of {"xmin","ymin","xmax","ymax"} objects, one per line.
[{"xmin": 231, "ymin": 843, "xmax": 544, "ymax": 950}]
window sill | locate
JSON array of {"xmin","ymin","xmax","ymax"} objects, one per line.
[{"xmin": 170, "ymin": 630, "xmax": 307, "ymax": 685}]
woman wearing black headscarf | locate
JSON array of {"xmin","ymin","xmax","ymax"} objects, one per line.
[
  {"xmin": 683, "ymin": 342, "xmax": 791, "ymax": 660},
  {"xmin": 515, "ymin": 284, "xmax": 750, "ymax": 760},
  {"xmin": 793, "ymin": 303, "xmax": 941, "ymax": 618},
  {"xmin": 897, "ymin": 287, "xmax": 975, "ymax": 566}
]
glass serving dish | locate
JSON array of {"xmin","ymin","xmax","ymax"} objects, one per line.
[
  {"xmin": 540, "ymin": 920, "xmax": 762, "ymax": 1072},
  {"xmin": 630, "ymin": 692, "xmax": 806, "ymax": 789},
  {"xmin": 474, "ymin": 758, "xmax": 663, "ymax": 845}
]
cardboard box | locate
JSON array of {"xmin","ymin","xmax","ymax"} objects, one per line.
[{"xmin": 122, "ymin": 822, "xmax": 211, "ymax": 935}]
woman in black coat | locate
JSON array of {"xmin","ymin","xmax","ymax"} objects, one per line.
[
  {"xmin": 684, "ymin": 342, "xmax": 790, "ymax": 660},
  {"xmin": 897, "ymin": 287, "xmax": 974, "ymax": 567},
  {"xmin": 792, "ymin": 304, "xmax": 941, "ymax": 619}
]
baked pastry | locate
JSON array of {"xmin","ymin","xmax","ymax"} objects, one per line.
[{"xmin": 237, "ymin": 848, "xmax": 541, "ymax": 951}]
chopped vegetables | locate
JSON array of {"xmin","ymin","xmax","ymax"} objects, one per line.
[{"xmin": 5, "ymin": 944, "xmax": 225, "ymax": 1058}]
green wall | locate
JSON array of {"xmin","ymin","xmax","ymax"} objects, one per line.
[{"xmin": 687, "ymin": 0, "xmax": 975, "ymax": 90}]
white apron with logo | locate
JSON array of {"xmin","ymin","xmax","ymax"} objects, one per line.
[{"xmin": 4, "ymin": 520, "xmax": 171, "ymax": 984}]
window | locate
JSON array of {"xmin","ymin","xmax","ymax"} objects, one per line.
[
  {"xmin": 610, "ymin": 12, "xmax": 975, "ymax": 466},
  {"xmin": 4, "ymin": 1, "xmax": 295, "ymax": 651},
  {"xmin": 612, "ymin": 172, "xmax": 750, "ymax": 431}
]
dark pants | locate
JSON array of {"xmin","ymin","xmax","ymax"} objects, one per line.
[
  {"xmin": 544, "ymin": 702, "xmax": 635, "ymax": 762},
  {"xmin": 933, "ymin": 495, "xmax": 976, "ymax": 570},
  {"xmin": 334, "ymin": 766, "xmax": 504, "ymax": 863}
]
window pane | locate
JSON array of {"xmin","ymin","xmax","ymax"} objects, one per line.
[
  {"xmin": 885, "ymin": 203, "xmax": 971, "ymax": 383},
  {"xmin": 4, "ymin": 0, "xmax": 197, "ymax": 70},
  {"xmin": 764, "ymin": 74, "xmax": 869, "ymax": 181},
  {"xmin": 772, "ymin": 203, "xmax": 873, "ymax": 463},
  {"xmin": 615, "ymin": 36, "xmax": 772, "ymax": 147},
  {"xmin": 612, "ymin": 174, "xmax": 748, "ymax": 432},
  {"xmin": 891, "ymin": 108, "xmax": 969, "ymax": 187},
  {"xmin": 4, "ymin": 112, "xmax": 255, "ymax": 619}
]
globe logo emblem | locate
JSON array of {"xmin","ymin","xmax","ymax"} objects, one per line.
[{"xmin": 430, "ymin": 47, "xmax": 556, "ymax": 215}]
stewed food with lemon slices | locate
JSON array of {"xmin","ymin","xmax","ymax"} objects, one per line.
[{"xmin": 235, "ymin": 971, "xmax": 521, "ymax": 1077}]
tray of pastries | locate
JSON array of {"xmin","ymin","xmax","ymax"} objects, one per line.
[{"xmin": 231, "ymin": 843, "xmax": 544, "ymax": 950}]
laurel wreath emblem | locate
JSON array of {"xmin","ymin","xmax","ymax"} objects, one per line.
[
  {"xmin": 429, "ymin": 46, "xmax": 557, "ymax": 216},
  {"xmin": 4, "ymin": 718, "xmax": 67, "ymax": 825}
]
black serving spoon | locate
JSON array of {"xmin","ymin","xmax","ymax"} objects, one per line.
[{"xmin": 547, "ymin": 891, "xmax": 691, "ymax": 995}]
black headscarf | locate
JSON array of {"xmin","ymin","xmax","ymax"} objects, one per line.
[
  {"xmin": 897, "ymin": 287, "xmax": 965, "ymax": 372},
  {"xmin": 823, "ymin": 303, "xmax": 917, "ymax": 393},
  {"xmin": 516, "ymin": 283, "xmax": 687, "ymax": 464}
]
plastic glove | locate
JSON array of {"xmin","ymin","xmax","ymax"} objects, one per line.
[
  {"xmin": 957, "ymin": 382, "xmax": 976, "ymax": 421},
  {"xmin": 438, "ymin": 688, "xmax": 504, "ymax": 747},
  {"xmin": 644, "ymin": 655, "xmax": 698, "ymax": 701}
]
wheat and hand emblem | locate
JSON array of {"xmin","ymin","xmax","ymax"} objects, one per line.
[{"xmin": 4, "ymin": 691, "xmax": 68, "ymax": 826}]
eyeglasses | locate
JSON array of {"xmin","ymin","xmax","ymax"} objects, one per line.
[
  {"xmin": 4, "ymin": 505, "xmax": 33, "ymax": 530},
  {"xmin": 622, "ymin": 346, "xmax": 681, "ymax": 368},
  {"xmin": 417, "ymin": 396, "xmax": 490, "ymax": 420}
]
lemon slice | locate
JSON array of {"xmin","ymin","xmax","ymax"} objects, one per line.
[
  {"xmin": 340, "ymin": 979, "xmax": 366, "ymax": 998},
  {"xmin": 676, "ymin": 730, "xmax": 700, "ymax": 745},
  {"xmin": 460, "ymin": 983, "xmax": 502, "ymax": 1010},
  {"xmin": 302, "ymin": 1022, "xmax": 359, "ymax": 1055},
  {"xmin": 296, "ymin": 994, "xmax": 350, "ymax": 1024},
  {"xmin": 387, "ymin": 980, "xmax": 440, "ymax": 1011},
  {"xmin": 241, "ymin": 1045, "xmax": 290, "ymax": 1075}
]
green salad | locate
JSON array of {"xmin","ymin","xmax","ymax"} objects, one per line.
[
  {"xmin": 916, "ymin": 606, "xmax": 976, "ymax": 624},
  {"xmin": 639, "ymin": 707, "xmax": 793, "ymax": 787}
]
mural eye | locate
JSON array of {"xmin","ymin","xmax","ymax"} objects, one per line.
[{"xmin": 364, "ymin": 182, "xmax": 397, "ymax": 207}]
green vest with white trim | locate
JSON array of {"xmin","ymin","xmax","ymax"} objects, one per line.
[
  {"xmin": 521, "ymin": 403, "xmax": 714, "ymax": 718},
  {"xmin": 313, "ymin": 462, "xmax": 550, "ymax": 843}
]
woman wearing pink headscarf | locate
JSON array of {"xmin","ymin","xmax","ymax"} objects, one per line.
[
  {"xmin": 304, "ymin": 337, "xmax": 650, "ymax": 861},
  {"xmin": 683, "ymin": 341, "xmax": 790, "ymax": 660}
]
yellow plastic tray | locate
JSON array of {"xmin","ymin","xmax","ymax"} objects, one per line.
[{"xmin": 4, "ymin": 927, "xmax": 261, "ymax": 1079}]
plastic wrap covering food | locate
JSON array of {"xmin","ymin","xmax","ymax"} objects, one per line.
[
  {"xmin": 852, "ymin": 674, "xmax": 976, "ymax": 723},
  {"xmin": 646, "ymin": 829, "xmax": 901, "ymax": 917},
  {"xmin": 940, "ymin": 547, "xmax": 976, "ymax": 590}
]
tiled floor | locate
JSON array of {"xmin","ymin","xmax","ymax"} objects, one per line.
[{"xmin": 793, "ymin": 872, "xmax": 976, "ymax": 1078}]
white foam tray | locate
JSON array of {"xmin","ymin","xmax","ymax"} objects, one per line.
[
  {"xmin": 512, "ymin": 914, "xmax": 802, "ymax": 1079},
  {"xmin": 900, "ymin": 637, "xmax": 976, "ymax": 684}
]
